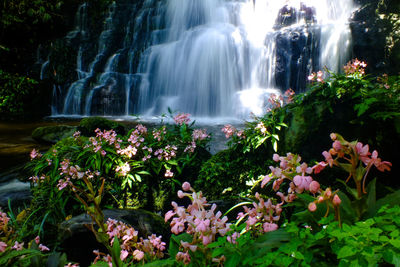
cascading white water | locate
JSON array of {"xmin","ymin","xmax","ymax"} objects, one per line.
[
  {"xmin": 136, "ymin": 0, "xmax": 355, "ymax": 118},
  {"xmin": 51, "ymin": 0, "xmax": 356, "ymax": 118}
]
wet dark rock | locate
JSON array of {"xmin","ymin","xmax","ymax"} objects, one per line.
[
  {"xmin": 58, "ymin": 209, "xmax": 169, "ymax": 266},
  {"xmin": 274, "ymin": 26, "xmax": 320, "ymax": 93},
  {"xmin": 32, "ymin": 125, "xmax": 77, "ymax": 144},
  {"xmin": 274, "ymin": 4, "xmax": 316, "ymax": 30},
  {"xmin": 350, "ymin": 0, "xmax": 400, "ymax": 74}
]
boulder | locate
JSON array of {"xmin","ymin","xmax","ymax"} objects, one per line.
[{"xmin": 58, "ymin": 209, "xmax": 169, "ymax": 266}]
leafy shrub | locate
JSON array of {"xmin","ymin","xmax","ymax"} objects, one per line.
[{"xmin": 0, "ymin": 70, "xmax": 40, "ymax": 117}]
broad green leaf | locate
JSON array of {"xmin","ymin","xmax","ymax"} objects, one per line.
[{"xmin": 337, "ymin": 246, "xmax": 357, "ymax": 259}]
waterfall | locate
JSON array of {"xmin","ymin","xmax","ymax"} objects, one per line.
[{"xmin": 48, "ymin": 0, "xmax": 355, "ymax": 118}]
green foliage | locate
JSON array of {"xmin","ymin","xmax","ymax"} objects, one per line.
[{"xmin": 0, "ymin": 70, "xmax": 39, "ymax": 116}]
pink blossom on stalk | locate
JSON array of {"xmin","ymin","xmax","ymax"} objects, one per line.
[
  {"xmin": 182, "ymin": 182, "xmax": 191, "ymax": 191},
  {"xmin": 35, "ymin": 236, "xmax": 40, "ymax": 245},
  {"xmin": 174, "ymin": 113, "xmax": 191, "ymax": 125},
  {"xmin": 0, "ymin": 241, "xmax": 7, "ymax": 252},
  {"xmin": 332, "ymin": 194, "xmax": 341, "ymax": 206}
]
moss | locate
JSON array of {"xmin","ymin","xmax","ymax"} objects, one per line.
[
  {"xmin": 32, "ymin": 125, "xmax": 77, "ymax": 144},
  {"xmin": 78, "ymin": 116, "xmax": 126, "ymax": 136}
]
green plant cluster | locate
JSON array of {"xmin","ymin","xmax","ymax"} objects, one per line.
[
  {"xmin": 22, "ymin": 116, "xmax": 210, "ymax": 245},
  {"xmin": 0, "ymin": 70, "xmax": 40, "ymax": 116}
]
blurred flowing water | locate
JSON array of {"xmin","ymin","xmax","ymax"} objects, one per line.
[{"xmin": 47, "ymin": 0, "xmax": 356, "ymax": 119}]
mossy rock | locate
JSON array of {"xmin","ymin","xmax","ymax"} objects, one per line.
[
  {"xmin": 32, "ymin": 125, "xmax": 77, "ymax": 144},
  {"xmin": 78, "ymin": 116, "xmax": 126, "ymax": 136}
]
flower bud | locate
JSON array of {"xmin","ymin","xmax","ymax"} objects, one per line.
[
  {"xmin": 182, "ymin": 182, "xmax": 191, "ymax": 191},
  {"xmin": 332, "ymin": 194, "xmax": 341, "ymax": 206},
  {"xmin": 330, "ymin": 133, "xmax": 337, "ymax": 140},
  {"xmin": 309, "ymin": 181, "xmax": 320, "ymax": 194},
  {"xmin": 308, "ymin": 202, "xmax": 317, "ymax": 212}
]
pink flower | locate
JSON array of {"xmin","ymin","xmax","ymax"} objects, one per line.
[
  {"xmin": 309, "ymin": 181, "xmax": 320, "ymax": 194},
  {"xmin": 312, "ymin": 161, "xmax": 327, "ymax": 174},
  {"xmin": 120, "ymin": 250, "xmax": 129, "ymax": 261},
  {"xmin": 35, "ymin": 236, "xmax": 40, "ymax": 245},
  {"xmin": 263, "ymin": 222, "xmax": 278, "ymax": 232},
  {"xmin": 272, "ymin": 153, "xmax": 280, "ymax": 162},
  {"xmin": 330, "ymin": 133, "xmax": 337, "ymax": 140},
  {"xmin": 182, "ymin": 182, "xmax": 191, "ymax": 191},
  {"xmin": 133, "ymin": 249, "xmax": 144, "ymax": 261},
  {"xmin": 39, "ymin": 244, "xmax": 50, "ymax": 252},
  {"xmin": 322, "ymin": 151, "xmax": 334, "ymax": 167},
  {"xmin": 12, "ymin": 241, "xmax": 24, "ymax": 251},
  {"xmin": 164, "ymin": 169, "xmax": 174, "ymax": 178},
  {"xmin": 222, "ymin": 124, "xmax": 236, "ymax": 138},
  {"xmin": 177, "ymin": 190, "xmax": 185, "ymax": 199},
  {"xmin": 0, "ymin": 241, "xmax": 7, "ymax": 252},
  {"xmin": 261, "ymin": 175, "xmax": 271, "ymax": 188}
]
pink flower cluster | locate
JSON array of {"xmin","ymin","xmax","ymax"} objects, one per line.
[
  {"xmin": 192, "ymin": 129, "xmax": 209, "ymax": 141},
  {"xmin": 283, "ymin": 88, "xmax": 295, "ymax": 103},
  {"xmin": 154, "ymin": 145, "xmax": 177, "ymax": 161},
  {"xmin": 174, "ymin": 113, "xmax": 191, "ymax": 125},
  {"xmin": 115, "ymin": 162, "xmax": 131, "ymax": 176},
  {"xmin": 100, "ymin": 218, "xmax": 165, "ymax": 264},
  {"xmin": 221, "ymin": 125, "xmax": 244, "ymax": 139},
  {"xmin": 237, "ymin": 192, "xmax": 281, "ymax": 234},
  {"xmin": 267, "ymin": 93, "xmax": 283, "ymax": 110},
  {"xmin": 29, "ymin": 175, "xmax": 46, "ymax": 184},
  {"xmin": 308, "ymin": 70, "xmax": 324, "ymax": 83},
  {"xmin": 343, "ymin": 58, "xmax": 367, "ymax": 76},
  {"xmin": 86, "ymin": 129, "xmax": 122, "ymax": 156},
  {"xmin": 256, "ymin": 121, "xmax": 268, "ymax": 135},
  {"xmin": 165, "ymin": 182, "xmax": 231, "ymax": 264},
  {"xmin": 152, "ymin": 126, "xmax": 167, "ymax": 142},
  {"xmin": 30, "ymin": 149, "xmax": 42, "ymax": 160},
  {"xmin": 57, "ymin": 160, "xmax": 100, "ymax": 190},
  {"xmin": 319, "ymin": 133, "xmax": 391, "ymax": 196},
  {"xmin": 261, "ymin": 153, "xmax": 320, "ymax": 198}
]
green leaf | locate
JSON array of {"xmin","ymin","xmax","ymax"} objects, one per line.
[{"xmin": 337, "ymin": 246, "xmax": 357, "ymax": 259}]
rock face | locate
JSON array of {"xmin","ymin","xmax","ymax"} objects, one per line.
[
  {"xmin": 58, "ymin": 209, "xmax": 169, "ymax": 266},
  {"xmin": 351, "ymin": 0, "xmax": 400, "ymax": 74},
  {"xmin": 274, "ymin": 4, "xmax": 320, "ymax": 93}
]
